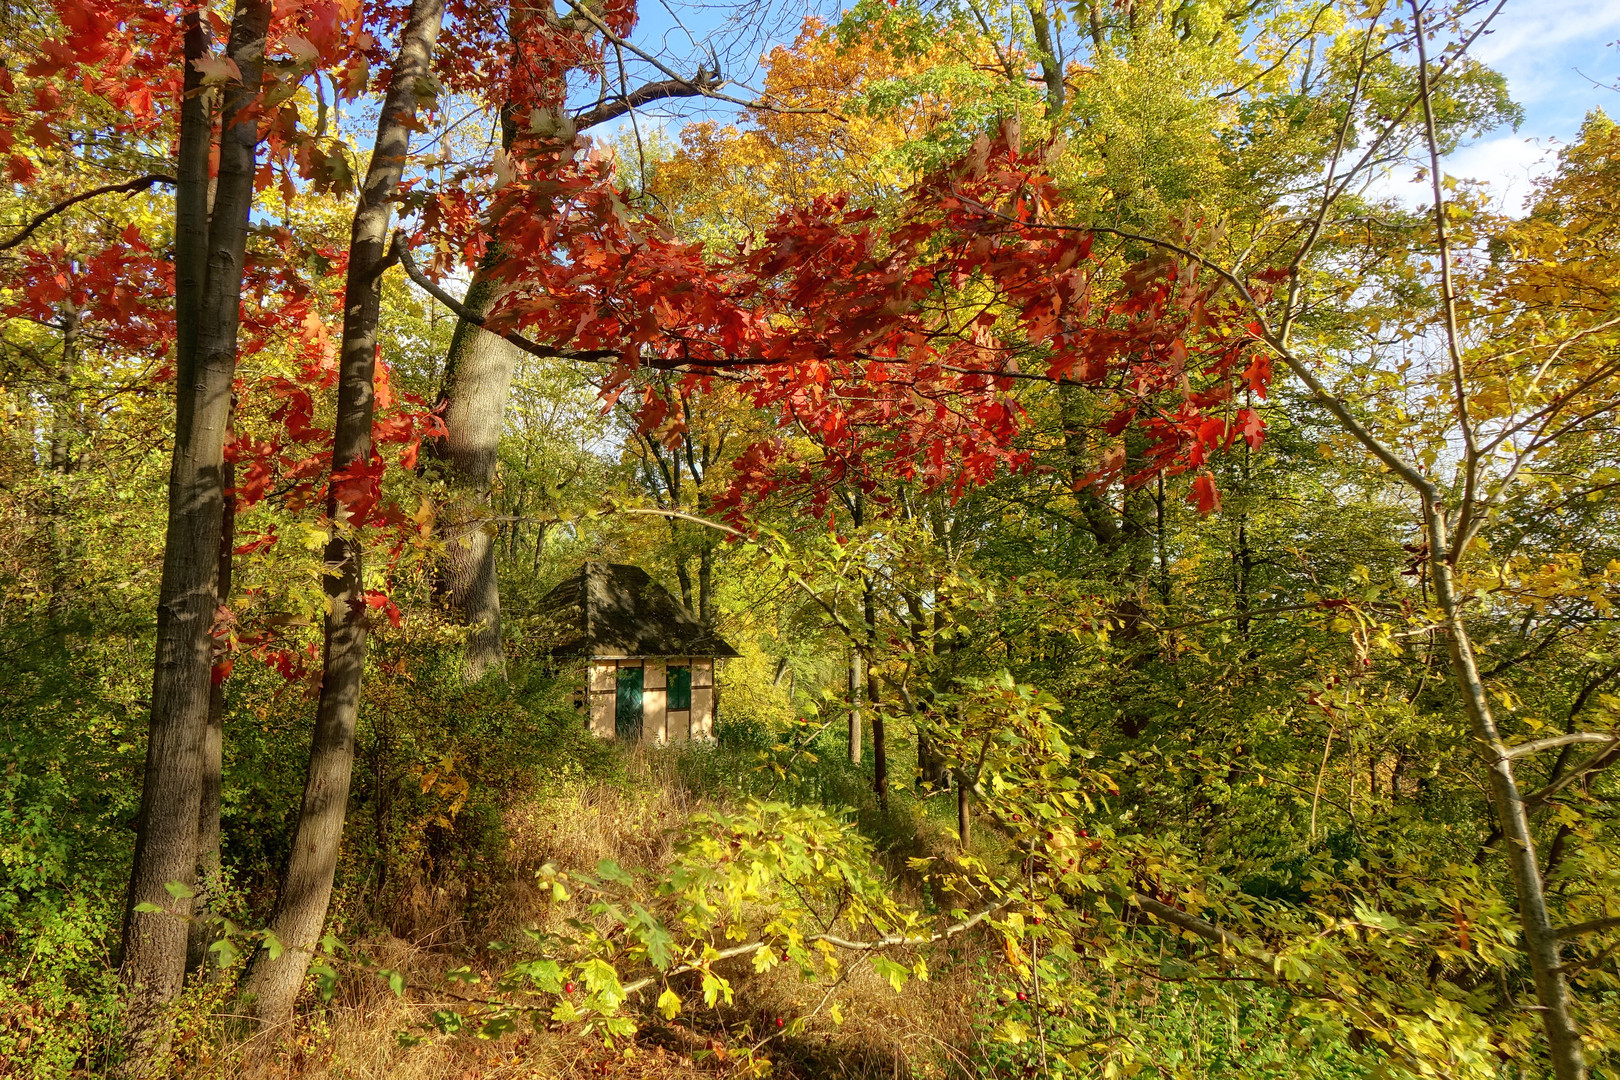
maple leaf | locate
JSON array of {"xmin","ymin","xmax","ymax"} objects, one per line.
[
  {"xmin": 192, "ymin": 54, "xmax": 243, "ymax": 85},
  {"xmin": 1188, "ymin": 473, "xmax": 1221, "ymax": 516}
]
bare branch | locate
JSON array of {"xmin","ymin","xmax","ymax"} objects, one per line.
[
  {"xmin": 1505, "ymin": 733, "xmax": 1620, "ymax": 760},
  {"xmin": 573, "ymin": 73, "xmax": 724, "ymax": 131}
]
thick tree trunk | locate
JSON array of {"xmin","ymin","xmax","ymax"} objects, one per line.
[
  {"xmin": 117, "ymin": 2, "xmax": 267, "ymax": 1068},
  {"xmin": 1424, "ymin": 501, "xmax": 1585, "ymax": 1080},
  {"xmin": 188, "ymin": 455, "xmax": 234, "ymax": 975},
  {"xmin": 244, "ymin": 0, "xmax": 444, "ymax": 1028},
  {"xmin": 431, "ymin": 269, "xmax": 517, "ymax": 682}
]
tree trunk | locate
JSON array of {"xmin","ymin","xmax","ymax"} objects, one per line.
[
  {"xmin": 188, "ymin": 453, "xmax": 234, "ymax": 975},
  {"xmin": 676, "ymin": 553, "xmax": 694, "ymax": 612},
  {"xmin": 866, "ymin": 579, "xmax": 886, "ymax": 810},
  {"xmin": 698, "ymin": 538, "xmax": 715, "ymax": 627},
  {"xmin": 847, "ymin": 648, "xmax": 862, "ymax": 765},
  {"xmin": 117, "ymin": 1, "xmax": 267, "ymax": 1067},
  {"xmin": 1424, "ymin": 500, "xmax": 1585, "ymax": 1080},
  {"xmin": 955, "ymin": 768, "xmax": 972, "ymax": 847},
  {"xmin": 431, "ymin": 268, "xmax": 517, "ymax": 683},
  {"xmin": 244, "ymin": 0, "xmax": 444, "ymax": 1028},
  {"xmin": 45, "ymin": 304, "xmax": 82, "ymax": 613}
]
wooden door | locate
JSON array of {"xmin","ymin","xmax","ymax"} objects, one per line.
[{"xmin": 615, "ymin": 665, "xmax": 643, "ymax": 741}]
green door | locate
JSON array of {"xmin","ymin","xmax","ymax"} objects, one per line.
[{"xmin": 616, "ymin": 665, "xmax": 643, "ymax": 741}]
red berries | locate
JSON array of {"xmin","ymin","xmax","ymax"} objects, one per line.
[
  {"xmin": 1032, "ymin": 916, "xmax": 1042, "ymax": 925},
  {"xmin": 775, "ymin": 1017, "xmax": 785, "ymax": 1028},
  {"xmin": 564, "ymin": 981, "xmax": 576, "ymax": 994},
  {"xmin": 1080, "ymin": 829, "xmax": 1089, "ymax": 838},
  {"xmin": 1017, "ymin": 991, "xmax": 1028, "ymax": 1002}
]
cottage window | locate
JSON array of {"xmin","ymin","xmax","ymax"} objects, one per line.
[{"xmin": 667, "ymin": 665, "xmax": 692, "ymax": 711}]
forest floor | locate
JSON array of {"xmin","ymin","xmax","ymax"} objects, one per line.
[{"xmin": 215, "ymin": 759, "xmax": 994, "ymax": 1080}]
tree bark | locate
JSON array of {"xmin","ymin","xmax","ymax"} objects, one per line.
[
  {"xmin": 244, "ymin": 0, "xmax": 444, "ymax": 1028},
  {"xmin": 117, "ymin": 1, "xmax": 267, "ymax": 1067},
  {"xmin": 431, "ymin": 269, "xmax": 517, "ymax": 682},
  {"xmin": 187, "ymin": 453, "xmax": 234, "ymax": 975}
]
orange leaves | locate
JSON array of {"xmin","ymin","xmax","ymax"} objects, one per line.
[
  {"xmin": 1243, "ymin": 354, "xmax": 1272, "ymax": 398},
  {"xmin": 1188, "ymin": 473, "xmax": 1221, "ymax": 516}
]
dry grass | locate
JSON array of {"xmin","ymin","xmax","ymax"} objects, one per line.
[{"xmin": 195, "ymin": 751, "xmax": 995, "ymax": 1080}]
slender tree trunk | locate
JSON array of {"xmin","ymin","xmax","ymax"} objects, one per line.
[
  {"xmin": 431, "ymin": 269, "xmax": 517, "ymax": 682},
  {"xmin": 117, "ymin": 2, "xmax": 267, "ymax": 1067},
  {"xmin": 866, "ymin": 579, "xmax": 886, "ymax": 810},
  {"xmin": 1424, "ymin": 500, "xmax": 1585, "ymax": 1080},
  {"xmin": 45, "ymin": 303, "xmax": 82, "ymax": 612},
  {"xmin": 675, "ymin": 552, "xmax": 694, "ymax": 612},
  {"xmin": 697, "ymin": 537, "xmax": 715, "ymax": 627},
  {"xmin": 244, "ymin": 0, "xmax": 444, "ymax": 1027},
  {"xmin": 1026, "ymin": 0, "xmax": 1065, "ymax": 113},
  {"xmin": 955, "ymin": 768, "xmax": 972, "ymax": 847},
  {"xmin": 847, "ymin": 648, "xmax": 862, "ymax": 765},
  {"xmin": 188, "ymin": 452, "xmax": 234, "ymax": 975}
]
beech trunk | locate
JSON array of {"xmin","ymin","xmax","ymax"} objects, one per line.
[
  {"xmin": 117, "ymin": 1, "xmax": 267, "ymax": 1067},
  {"xmin": 244, "ymin": 0, "xmax": 444, "ymax": 1027},
  {"xmin": 430, "ymin": 270, "xmax": 518, "ymax": 682}
]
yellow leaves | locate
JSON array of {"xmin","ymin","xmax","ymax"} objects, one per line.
[{"xmin": 656, "ymin": 988, "xmax": 682, "ymax": 1020}]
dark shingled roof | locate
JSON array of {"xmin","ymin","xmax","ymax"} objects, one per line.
[{"xmin": 537, "ymin": 561, "xmax": 739, "ymax": 658}]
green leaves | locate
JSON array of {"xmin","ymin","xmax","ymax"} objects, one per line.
[
  {"xmin": 579, "ymin": 957, "xmax": 623, "ymax": 1008},
  {"xmin": 872, "ymin": 956, "xmax": 911, "ymax": 993}
]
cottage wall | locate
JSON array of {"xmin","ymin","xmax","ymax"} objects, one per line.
[
  {"xmin": 643, "ymin": 660, "xmax": 667, "ymax": 744},
  {"xmin": 588, "ymin": 660, "xmax": 616, "ymax": 738},
  {"xmin": 582, "ymin": 656, "xmax": 718, "ymax": 743},
  {"xmin": 691, "ymin": 659, "xmax": 714, "ymax": 740}
]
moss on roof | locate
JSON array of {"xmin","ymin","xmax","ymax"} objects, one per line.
[{"xmin": 537, "ymin": 560, "xmax": 739, "ymax": 658}]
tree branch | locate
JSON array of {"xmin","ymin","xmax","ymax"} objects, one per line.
[
  {"xmin": 1505, "ymin": 733, "xmax": 1619, "ymax": 760},
  {"xmin": 574, "ymin": 73, "xmax": 724, "ymax": 131},
  {"xmin": 1556, "ymin": 916, "xmax": 1620, "ymax": 940},
  {"xmin": 0, "ymin": 174, "xmax": 176, "ymax": 252}
]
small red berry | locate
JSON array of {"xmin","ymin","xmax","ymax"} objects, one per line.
[
  {"xmin": 564, "ymin": 981, "xmax": 576, "ymax": 994},
  {"xmin": 1080, "ymin": 829, "xmax": 1089, "ymax": 838},
  {"xmin": 1032, "ymin": 916, "xmax": 1042, "ymax": 925},
  {"xmin": 1017, "ymin": 991, "xmax": 1028, "ymax": 1002},
  {"xmin": 775, "ymin": 1017, "xmax": 784, "ymax": 1028}
]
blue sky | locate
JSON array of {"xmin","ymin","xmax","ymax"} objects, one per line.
[{"xmin": 1417, "ymin": 0, "xmax": 1620, "ymax": 210}]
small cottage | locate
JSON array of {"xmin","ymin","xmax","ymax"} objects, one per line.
[{"xmin": 538, "ymin": 561, "xmax": 739, "ymax": 744}]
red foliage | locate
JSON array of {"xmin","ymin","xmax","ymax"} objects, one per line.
[{"xmin": 1, "ymin": 0, "xmax": 1273, "ymax": 689}]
